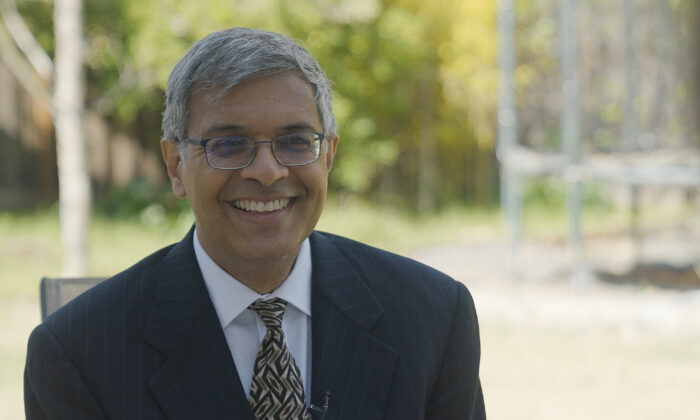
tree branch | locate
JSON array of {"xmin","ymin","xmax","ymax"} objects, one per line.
[
  {"xmin": 0, "ymin": 19, "xmax": 52, "ymax": 112},
  {"xmin": 0, "ymin": 0, "xmax": 53, "ymax": 82}
]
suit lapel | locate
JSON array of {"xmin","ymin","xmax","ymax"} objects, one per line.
[
  {"xmin": 309, "ymin": 232, "xmax": 398, "ymax": 419},
  {"xmin": 140, "ymin": 229, "xmax": 398, "ymax": 418},
  {"xmin": 143, "ymin": 229, "xmax": 253, "ymax": 420}
]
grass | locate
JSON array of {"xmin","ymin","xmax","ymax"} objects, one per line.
[
  {"xmin": 317, "ymin": 197, "xmax": 502, "ymax": 251},
  {"xmin": 0, "ymin": 198, "xmax": 504, "ymax": 298},
  {"xmin": 0, "ymin": 297, "xmax": 35, "ymax": 420},
  {"xmin": 1, "ymin": 195, "xmax": 693, "ymax": 297},
  {"xmin": 0, "ymin": 210, "xmax": 193, "ymax": 298}
]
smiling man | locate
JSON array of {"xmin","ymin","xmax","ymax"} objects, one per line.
[
  {"xmin": 165, "ymin": 71, "xmax": 335, "ymax": 294},
  {"xmin": 25, "ymin": 28, "xmax": 485, "ymax": 420}
]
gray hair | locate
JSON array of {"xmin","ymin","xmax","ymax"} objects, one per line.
[{"xmin": 162, "ymin": 27, "xmax": 338, "ymax": 142}]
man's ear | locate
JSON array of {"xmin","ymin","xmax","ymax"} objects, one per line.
[
  {"xmin": 325, "ymin": 135, "xmax": 339, "ymax": 172},
  {"xmin": 161, "ymin": 138, "xmax": 187, "ymax": 198}
]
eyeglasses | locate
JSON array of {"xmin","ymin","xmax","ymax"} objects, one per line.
[{"xmin": 182, "ymin": 132, "xmax": 325, "ymax": 170}]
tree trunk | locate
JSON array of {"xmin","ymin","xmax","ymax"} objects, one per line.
[
  {"xmin": 621, "ymin": 0, "xmax": 637, "ymax": 151},
  {"xmin": 54, "ymin": 0, "xmax": 89, "ymax": 276},
  {"xmin": 690, "ymin": 2, "xmax": 700, "ymax": 141},
  {"xmin": 417, "ymin": 67, "xmax": 436, "ymax": 212}
]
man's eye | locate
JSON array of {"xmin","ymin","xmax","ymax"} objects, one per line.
[
  {"xmin": 208, "ymin": 137, "xmax": 250, "ymax": 155},
  {"xmin": 217, "ymin": 137, "xmax": 249, "ymax": 147},
  {"xmin": 278, "ymin": 135, "xmax": 313, "ymax": 148}
]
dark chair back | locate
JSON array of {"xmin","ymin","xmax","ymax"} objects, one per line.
[{"xmin": 40, "ymin": 277, "xmax": 106, "ymax": 321}]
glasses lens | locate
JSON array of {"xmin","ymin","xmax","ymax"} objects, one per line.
[
  {"xmin": 206, "ymin": 137, "xmax": 253, "ymax": 169},
  {"xmin": 273, "ymin": 133, "xmax": 321, "ymax": 165}
]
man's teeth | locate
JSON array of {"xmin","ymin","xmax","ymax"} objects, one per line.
[{"xmin": 234, "ymin": 199, "xmax": 290, "ymax": 212}]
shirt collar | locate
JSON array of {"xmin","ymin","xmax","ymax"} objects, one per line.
[{"xmin": 193, "ymin": 228, "xmax": 312, "ymax": 328}]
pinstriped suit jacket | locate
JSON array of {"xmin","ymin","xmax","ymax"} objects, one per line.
[{"xmin": 25, "ymin": 229, "xmax": 485, "ymax": 419}]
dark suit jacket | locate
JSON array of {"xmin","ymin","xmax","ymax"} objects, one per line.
[{"xmin": 25, "ymin": 229, "xmax": 485, "ymax": 419}]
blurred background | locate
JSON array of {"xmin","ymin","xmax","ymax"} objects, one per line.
[{"xmin": 1, "ymin": 0, "xmax": 699, "ymax": 419}]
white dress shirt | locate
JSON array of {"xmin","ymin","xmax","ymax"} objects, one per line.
[{"xmin": 193, "ymin": 229, "xmax": 312, "ymax": 404}]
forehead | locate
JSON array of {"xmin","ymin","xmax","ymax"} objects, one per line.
[{"xmin": 187, "ymin": 72, "xmax": 320, "ymax": 136}]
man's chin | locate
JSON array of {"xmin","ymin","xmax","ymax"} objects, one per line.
[{"xmin": 228, "ymin": 235, "xmax": 305, "ymax": 262}]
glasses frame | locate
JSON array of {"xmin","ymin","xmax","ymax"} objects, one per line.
[{"xmin": 182, "ymin": 132, "xmax": 325, "ymax": 170}]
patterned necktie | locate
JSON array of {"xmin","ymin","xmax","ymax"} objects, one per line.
[{"xmin": 248, "ymin": 298, "xmax": 309, "ymax": 419}]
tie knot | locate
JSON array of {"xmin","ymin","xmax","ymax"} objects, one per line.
[{"xmin": 248, "ymin": 298, "xmax": 287, "ymax": 329}]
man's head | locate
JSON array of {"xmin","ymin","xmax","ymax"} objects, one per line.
[
  {"xmin": 160, "ymin": 28, "xmax": 339, "ymax": 290},
  {"xmin": 162, "ymin": 27, "xmax": 338, "ymax": 144}
]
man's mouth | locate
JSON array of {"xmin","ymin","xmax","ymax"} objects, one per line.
[{"xmin": 232, "ymin": 198, "xmax": 291, "ymax": 212}]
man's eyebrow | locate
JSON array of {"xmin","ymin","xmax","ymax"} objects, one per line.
[
  {"xmin": 205, "ymin": 124, "xmax": 246, "ymax": 135},
  {"xmin": 280, "ymin": 122, "xmax": 318, "ymax": 132},
  {"xmin": 204, "ymin": 122, "xmax": 319, "ymax": 136}
]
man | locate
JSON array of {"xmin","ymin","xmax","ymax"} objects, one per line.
[{"xmin": 25, "ymin": 28, "xmax": 485, "ymax": 419}]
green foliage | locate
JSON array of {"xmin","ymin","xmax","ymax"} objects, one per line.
[
  {"xmin": 96, "ymin": 179, "xmax": 189, "ymax": 219},
  {"xmin": 16, "ymin": 0, "xmax": 501, "ymax": 210},
  {"xmin": 13, "ymin": 1, "xmax": 52, "ymax": 54}
]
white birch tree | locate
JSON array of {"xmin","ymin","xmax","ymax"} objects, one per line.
[
  {"xmin": 54, "ymin": 0, "xmax": 89, "ymax": 276},
  {"xmin": 0, "ymin": 0, "xmax": 89, "ymax": 276}
]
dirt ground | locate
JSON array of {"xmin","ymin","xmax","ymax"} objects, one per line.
[
  {"xmin": 411, "ymin": 218, "xmax": 700, "ymax": 420},
  {"xmin": 2, "ymin": 221, "xmax": 699, "ymax": 420}
]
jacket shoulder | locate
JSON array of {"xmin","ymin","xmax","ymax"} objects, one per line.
[
  {"xmin": 312, "ymin": 231, "xmax": 469, "ymax": 301},
  {"xmin": 41, "ymin": 242, "xmax": 177, "ymax": 333}
]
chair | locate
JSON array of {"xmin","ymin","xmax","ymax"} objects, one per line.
[{"xmin": 40, "ymin": 277, "xmax": 106, "ymax": 321}]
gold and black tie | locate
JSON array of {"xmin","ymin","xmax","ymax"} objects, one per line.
[{"xmin": 248, "ymin": 298, "xmax": 308, "ymax": 419}]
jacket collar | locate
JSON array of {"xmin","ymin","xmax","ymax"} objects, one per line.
[{"xmin": 143, "ymin": 227, "xmax": 253, "ymax": 420}]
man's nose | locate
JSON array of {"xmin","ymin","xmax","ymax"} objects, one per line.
[{"xmin": 240, "ymin": 143, "xmax": 289, "ymax": 187}]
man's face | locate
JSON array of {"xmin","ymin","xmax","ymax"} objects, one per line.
[{"xmin": 162, "ymin": 71, "xmax": 338, "ymax": 273}]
